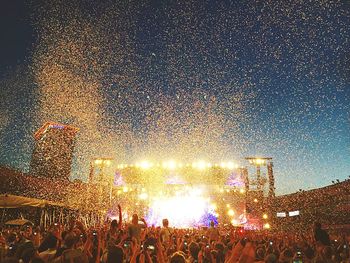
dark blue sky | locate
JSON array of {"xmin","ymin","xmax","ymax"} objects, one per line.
[{"xmin": 0, "ymin": 0, "xmax": 349, "ymax": 194}]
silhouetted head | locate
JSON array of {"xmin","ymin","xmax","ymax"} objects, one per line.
[
  {"xmin": 132, "ymin": 214, "xmax": 138, "ymax": 225},
  {"xmin": 162, "ymin": 219, "xmax": 169, "ymax": 227}
]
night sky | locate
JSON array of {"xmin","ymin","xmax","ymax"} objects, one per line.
[{"xmin": 0, "ymin": 0, "xmax": 349, "ymax": 195}]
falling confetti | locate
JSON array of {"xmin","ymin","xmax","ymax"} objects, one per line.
[{"xmin": 0, "ymin": 0, "xmax": 349, "ymax": 197}]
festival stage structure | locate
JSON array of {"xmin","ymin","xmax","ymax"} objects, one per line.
[{"xmin": 90, "ymin": 158, "xmax": 275, "ymax": 229}]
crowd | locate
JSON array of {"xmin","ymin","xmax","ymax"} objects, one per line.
[{"xmin": 0, "ymin": 206, "xmax": 349, "ymax": 263}]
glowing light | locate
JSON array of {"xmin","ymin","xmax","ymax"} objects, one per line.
[
  {"xmin": 239, "ymin": 188, "xmax": 245, "ymax": 194},
  {"xmin": 263, "ymin": 213, "xmax": 268, "ymax": 219},
  {"xmin": 231, "ymin": 219, "xmax": 238, "ymax": 225},
  {"xmin": 192, "ymin": 160, "xmax": 207, "ymax": 170},
  {"xmin": 147, "ymin": 194, "xmax": 210, "ymax": 228},
  {"xmin": 263, "ymin": 223, "xmax": 271, "ymax": 229},
  {"xmin": 138, "ymin": 160, "xmax": 153, "ymax": 169},
  {"xmin": 210, "ymin": 203, "xmax": 217, "ymax": 210},
  {"xmin": 123, "ymin": 186, "xmax": 129, "ymax": 192},
  {"xmin": 219, "ymin": 188, "xmax": 224, "ymax": 193},
  {"xmin": 94, "ymin": 159, "xmax": 102, "ymax": 165},
  {"xmin": 254, "ymin": 198, "xmax": 258, "ymax": 203},
  {"xmin": 139, "ymin": 193, "xmax": 148, "ymax": 200},
  {"xmin": 226, "ymin": 161, "xmax": 236, "ymax": 169},
  {"xmin": 228, "ymin": 209, "xmax": 235, "ymax": 216},
  {"xmin": 163, "ymin": 160, "xmax": 177, "ymax": 170},
  {"xmin": 226, "ymin": 204, "xmax": 230, "ymax": 208}
]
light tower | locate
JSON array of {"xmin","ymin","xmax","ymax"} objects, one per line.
[
  {"xmin": 245, "ymin": 157, "xmax": 274, "ymax": 196},
  {"xmin": 89, "ymin": 158, "xmax": 114, "ymax": 208},
  {"xmin": 244, "ymin": 157, "xmax": 275, "ymax": 229}
]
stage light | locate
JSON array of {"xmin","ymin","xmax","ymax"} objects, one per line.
[
  {"xmin": 239, "ymin": 188, "xmax": 245, "ymax": 194},
  {"xmin": 263, "ymin": 223, "xmax": 270, "ymax": 229},
  {"xmin": 117, "ymin": 190, "xmax": 121, "ymax": 195},
  {"xmin": 219, "ymin": 188, "xmax": 224, "ymax": 193},
  {"xmin": 139, "ymin": 193, "xmax": 148, "ymax": 200},
  {"xmin": 254, "ymin": 198, "xmax": 258, "ymax": 203},
  {"xmin": 231, "ymin": 219, "xmax": 238, "ymax": 225},
  {"xmin": 147, "ymin": 194, "xmax": 208, "ymax": 227},
  {"xmin": 263, "ymin": 213, "xmax": 268, "ymax": 219},
  {"xmin": 139, "ymin": 160, "xmax": 153, "ymax": 169},
  {"xmin": 163, "ymin": 160, "xmax": 177, "ymax": 170},
  {"xmin": 226, "ymin": 204, "xmax": 230, "ymax": 208},
  {"xmin": 123, "ymin": 186, "xmax": 129, "ymax": 192},
  {"xmin": 94, "ymin": 159, "xmax": 102, "ymax": 165},
  {"xmin": 210, "ymin": 203, "xmax": 217, "ymax": 210},
  {"xmin": 193, "ymin": 160, "xmax": 207, "ymax": 170},
  {"xmin": 228, "ymin": 209, "xmax": 235, "ymax": 216},
  {"xmin": 220, "ymin": 162, "xmax": 226, "ymax": 168},
  {"xmin": 226, "ymin": 161, "xmax": 235, "ymax": 169}
]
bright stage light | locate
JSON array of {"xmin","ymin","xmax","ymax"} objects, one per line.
[
  {"xmin": 94, "ymin": 159, "xmax": 102, "ymax": 165},
  {"xmin": 139, "ymin": 193, "xmax": 148, "ymax": 200},
  {"xmin": 123, "ymin": 186, "xmax": 129, "ymax": 192},
  {"xmin": 192, "ymin": 160, "xmax": 207, "ymax": 170},
  {"xmin": 239, "ymin": 188, "xmax": 245, "ymax": 194},
  {"xmin": 162, "ymin": 160, "xmax": 177, "ymax": 170},
  {"xmin": 226, "ymin": 161, "xmax": 236, "ymax": 169},
  {"xmin": 231, "ymin": 219, "xmax": 238, "ymax": 225},
  {"xmin": 263, "ymin": 223, "xmax": 271, "ymax": 229},
  {"xmin": 147, "ymin": 189, "xmax": 212, "ymax": 228},
  {"xmin": 228, "ymin": 209, "xmax": 235, "ymax": 216},
  {"xmin": 138, "ymin": 160, "xmax": 153, "ymax": 169},
  {"xmin": 262, "ymin": 213, "xmax": 268, "ymax": 219}
]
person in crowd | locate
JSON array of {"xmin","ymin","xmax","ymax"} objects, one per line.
[
  {"xmin": 170, "ymin": 251, "xmax": 186, "ymax": 263},
  {"xmin": 5, "ymin": 232, "xmax": 18, "ymax": 258},
  {"xmin": 188, "ymin": 242, "xmax": 200, "ymax": 263},
  {"xmin": 160, "ymin": 218, "xmax": 173, "ymax": 246},
  {"xmin": 38, "ymin": 233, "xmax": 57, "ymax": 262},
  {"xmin": 16, "ymin": 224, "xmax": 35, "ymax": 261},
  {"xmin": 127, "ymin": 214, "xmax": 147, "ymax": 243},
  {"xmin": 52, "ymin": 232, "xmax": 88, "ymax": 263},
  {"xmin": 206, "ymin": 220, "xmax": 220, "ymax": 242},
  {"xmin": 54, "ymin": 230, "xmax": 68, "ymax": 258},
  {"xmin": 106, "ymin": 204, "xmax": 123, "ymax": 245},
  {"xmin": 106, "ymin": 245, "xmax": 124, "ymax": 263},
  {"xmin": 314, "ymin": 222, "xmax": 331, "ymax": 246}
]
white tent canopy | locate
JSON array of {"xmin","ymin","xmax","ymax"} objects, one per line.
[{"xmin": 0, "ymin": 194, "xmax": 63, "ymax": 208}]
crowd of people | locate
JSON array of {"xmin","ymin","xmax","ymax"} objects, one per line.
[{"xmin": 0, "ymin": 206, "xmax": 349, "ymax": 263}]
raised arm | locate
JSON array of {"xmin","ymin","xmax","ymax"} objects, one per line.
[{"xmin": 117, "ymin": 204, "xmax": 123, "ymax": 229}]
